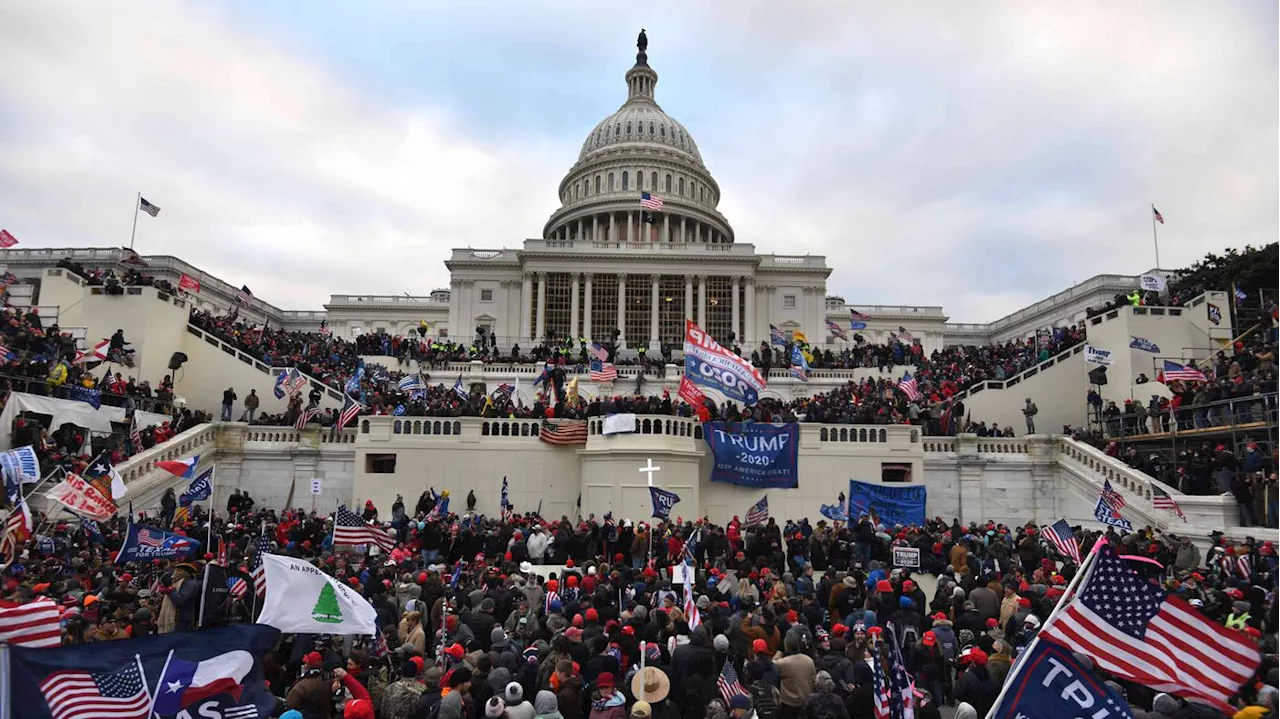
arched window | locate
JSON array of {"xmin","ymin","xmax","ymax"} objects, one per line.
[
  {"xmin": 637, "ymin": 172, "xmax": 643, "ymax": 191},
  {"xmin": 660, "ymin": 126, "xmax": 666, "ymax": 138},
  {"xmin": 678, "ymin": 177, "xmax": 685, "ymax": 196},
  {"xmin": 595, "ymin": 175, "xmax": 601, "ymax": 194},
  {"xmin": 621, "ymin": 171, "xmax": 629, "ymax": 190},
  {"xmin": 664, "ymin": 174, "xmax": 672, "ymax": 192},
  {"xmin": 625, "ymin": 122, "xmax": 632, "ymax": 135},
  {"xmin": 608, "ymin": 173, "xmax": 615, "ymax": 191},
  {"xmin": 583, "ymin": 180, "xmax": 589, "ymax": 197},
  {"xmin": 651, "ymin": 172, "xmax": 658, "ymax": 190},
  {"xmin": 700, "ymin": 186, "xmax": 706, "ymax": 202},
  {"xmin": 649, "ymin": 122, "xmax": 655, "ymax": 134}
]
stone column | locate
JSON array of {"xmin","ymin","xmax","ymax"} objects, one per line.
[
  {"xmin": 680, "ymin": 217, "xmax": 687, "ymax": 243},
  {"xmin": 616, "ymin": 273, "xmax": 627, "ymax": 347},
  {"xmin": 593, "ymin": 215, "xmax": 599, "ymax": 242},
  {"xmin": 697, "ymin": 275, "xmax": 708, "ymax": 328},
  {"xmin": 569, "ymin": 273, "xmax": 580, "ymax": 339},
  {"xmin": 609, "ymin": 213, "xmax": 616, "ymax": 243},
  {"xmin": 576, "ymin": 219, "xmax": 583, "ymax": 240},
  {"xmin": 521, "ymin": 272, "xmax": 533, "ymax": 342},
  {"xmin": 663, "ymin": 214, "xmax": 670, "ymax": 243},
  {"xmin": 535, "ymin": 272, "xmax": 547, "ymax": 342},
  {"xmin": 743, "ymin": 276, "xmax": 756, "ymax": 347},
  {"xmin": 649, "ymin": 274, "xmax": 660, "ymax": 348},
  {"xmin": 684, "ymin": 275, "xmax": 694, "ymax": 323},
  {"xmin": 583, "ymin": 273, "xmax": 593, "ymax": 341},
  {"xmin": 626, "ymin": 212, "xmax": 634, "ymax": 243},
  {"xmin": 731, "ymin": 275, "xmax": 741, "ymax": 343}
]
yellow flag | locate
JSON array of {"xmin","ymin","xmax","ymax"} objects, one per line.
[
  {"xmin": 793, "ymin": 330, "xmax": 808, "ymax": 344},
  {"xmin": 568, "ymin": 375, "xmax": 579, "ymax": 402}
]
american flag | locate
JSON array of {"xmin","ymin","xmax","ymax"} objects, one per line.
[
  {"xmin": 682, "ymin": 577, "xmax": 701, "ymax": 630},
  {"xmin": 897, "ymin": 372, "xmax": 922, "ymax": 402},
  {"xmin": 250, "ymin": 534, "xmax": 272, "ymax": 598},
  {"xmin": 539, "ymin": 419, "xmax": 588, "ymax": 446},
  {"xmin": 491, "ymin": 382, "xmax": 514, "ymax": 400},
  {"xmin": 1039, "ymin": 542, "xmax": 1259, "ymax": 712},
  {"xmin": 1152, "ymin": 205, "xmax": 1164, "ymax": 224},
  {"xmin": 139, "ymin": 197, "xmax": 160, "ymax": 217},
  {"xmin": 1160, "ymin": 360, "xmax": 1207, "ymax": 383},
  {"xmin": 850, "ymin": 309, "xmax": 870, "ymax": 321},
  {"xmin": 129, "ymin": 415, "xmax": 142, "ymax": 453},
  {"xmin": 588, "ymin": 343, "xmax": 610, "ymax": 362},
  {"xmin": 545, "ymin": 589, "xmax": 560, "ymax": 614},
  {"xmin": 226, "ymin": 575, "xmax": 248, "ymax": 600},
  {"xmin": 896, "ymin": 326, "xmax": 915, "ymax": 342},
  {"xmin": 136, "ymin": 528, "xmax": 166, "ymax": 547},
  {"xmin": 870, "ymin": 647, "xmax": 892, "ymax": 719},
  {"xmin": 235, "ymin": 285, "xmax": 253, "ymax": 306},
  {"xmin": 1, "ymin": 501, "xmax": 31, "ymax": 561},
  {"xmin": 40, "ymin": 662, "xmax": 151, "ymax": 719},
  {"xmin": 337, "ymin": 393, "xmax": 362, "ymax": 430},
  {"xmin": 287, "ymin": 368, "xmax": 309, "ymax": 396},
  {"xmin": 744, "ymin": 496, "xmax": 769, "ymax": 527},
  {"xmin": 333, "ymin": 505, "xmax": 395, "ymax": 551},
  {"xmin": 1151, "ymin": 484, "xmax": 1185, "ymax": 521},
  {"xmin": 639, "ymin": 191, "xmax": 664, "ymax": 210},
  {"xmin": 716, "ymin": 660, "xmax": 747, "ymax": 705},
  {"xmin": 826, "ymin": 320, "xmax": 848, "ymax": 341},
  {"xmin": 1043, "ymin": 519, "xmax": 1081, "ymax": 564},
  {"xmin": 294, "ymin": 404, "xmax": 322, "ymax": 430},
  {"xmin": 1101, "ymin": 479, "xmax": 1127, "ymax": 509},
  {"xmin": 398, "ymin": 374, "xmax": 426, "ymax": 393},
  {"xmin": 0, "ymin": 597, "xmax": 62, "ymax": 647},
  {"xmin": 885, "ymin": 624, "xmax": 915, "ymax": 719},
  {"xmin": 1235, "ymin": 554, "xmax": 1251, "ymax": 579},
  {"xmin": 590, "ymin": 359, "xmax": 618, "ymax": 382}
]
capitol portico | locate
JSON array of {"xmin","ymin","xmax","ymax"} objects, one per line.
[{"xmin": 446, "ymin": 34, "xmax": 831, "ymax": 351}]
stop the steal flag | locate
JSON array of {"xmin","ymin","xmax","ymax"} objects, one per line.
[{"xmin": 255, "ymin": 554, "xmax": 376, "ymax": 635}]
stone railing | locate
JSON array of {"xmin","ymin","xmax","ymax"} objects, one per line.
[
  {"xmin": 115, "ymin": 423, "xmax": 220, "ymax": 486},
  {"xmin": 950, "ymin": 344, "xmax": 1085, "ymax": 401},
  {"xmin": 586, "ymin": 415, "xmax": 703, "ymax": 439},
  {"xmin": 186, "ymin": 324, "xmax": 345, "ymax": 401}
]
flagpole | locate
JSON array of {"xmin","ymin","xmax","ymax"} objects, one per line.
[
  {"xmin": 130, "ymin": 192, "xmax": 141, "ymax": 250},
  {"xmin": 982, "ymin": 542, "xmax": 1100, "ymax": 719},
  {"xmin": 1150, "ymin": 203, "xmax": 1161, "ymax": 269},
  {"xmin": 142, "ymin": 650, "xmax": 173, "ymax": 718}
]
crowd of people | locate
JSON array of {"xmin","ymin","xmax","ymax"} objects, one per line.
[{"xmin": 4, "ymin": 492, "xmax": 1276, "ymax": 719}]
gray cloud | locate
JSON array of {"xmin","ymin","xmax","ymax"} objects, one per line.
[{"xmin": 0, "ymin": 1, "xmax": 1273, "ymax": 323}]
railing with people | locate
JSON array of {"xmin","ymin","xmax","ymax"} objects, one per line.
[
  {"xmin": 949, "ymin": 343, "xmax": 1087, "ymax": 401},
  {"xmin": 0, "ymin": 371, "xmax": 176, "ymax": 415},
  {"xmin": 185, "ymin": 324, "xmax": 345, "ymax": 401}
]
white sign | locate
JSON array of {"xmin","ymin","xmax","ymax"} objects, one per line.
[
  {"xmin": 1139, "ymin": 273, "xmax": 1167, "ymax": 293},
  {"xmin": 1083, "ymin": 344, "xmax": 1113, "ymax": 367},
  {"xmin": 602, "ymin": 413, "xmax": 637, "ymax": 435},
  {"xmin": 891, "ymin": 546, "xmax": 920, "ymax": 568},
  {"xmin": 309, "ymin": 478, "xmax": 323, "ymax": 495}
]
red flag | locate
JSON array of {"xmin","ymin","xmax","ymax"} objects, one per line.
[
  {"xmin": 178, "ymin": 273, "xmax": 201, "ymax": 292},
  {"xmin": 0, "ymin": 229, "xmax": 18, "ymax": 248},
  {"xmin": 677, "ymin": 376, "xmax": 704, "ymax": 406}
]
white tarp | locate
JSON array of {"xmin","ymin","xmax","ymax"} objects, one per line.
[
  {"xmin": 602, "ymin": 413, "xmax": 637, "ymax": 435},
  {"xmin": 0, "ymin": 392, "xmax": 170, "ymax": 451},
  {"xmin": 1084, "ymin": 345, "xmax": 1114, "ymax": 367}
]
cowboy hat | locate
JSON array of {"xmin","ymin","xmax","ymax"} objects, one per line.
[{"xmin": 630, "ymin": 667, "xmax": 670, "ymax": 703}]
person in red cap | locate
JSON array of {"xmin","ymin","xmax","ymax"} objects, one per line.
[
  {"xmin": 911, "ymin": 630, "xmax": 947, "ymax": 709},
  {"xmin": 587, "ymin": 671, "xmax": 625, "ymax": 717},
  {"xmin": 954, "ymin": 647, "xmax": 998, "ymax": 714},
  {"xmin": 285, "ymin": 652, "xmax": 334, "ymax": 716},
  {"xmin": 746, "ymin": 637, "xmax": 780, "ymax": 688}
]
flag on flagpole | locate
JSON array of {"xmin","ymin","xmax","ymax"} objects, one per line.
[
  {"xmin": 1152, "ymin": 205, "xmax": 1164, "ymax": 224},
  {"xmin": 178, "ymin": 273, "xmax": 201, "ymax": 292},
  {"xmin": 825, "ymin": 319, "xmax": 848, "ymax": 341},
  {"xmin": 744, "ymin": 496, "xmax": 769, "ymax": 527},
  {"xmin": 155, "ymin": 455, "xmax": 201, "ymax": 478},
  {"xmin": 1101, "ymin": 479, "xmax": 1126, "ymax": 509},
  {"xmin": 850, "ymin": 309, "xmax": 870, "ymax": 321},
  {"xmin": 139, "ymin": 197, "xmax": 161, "ymax": 217},
  {"xmin": 769, "ymin": 325, "xmax": 785, "ymax": 346},
  {"xmin": 716, "ymin": 660, "xmax": 747, "ymax": 705},
  {"xmin": 250, "ymin": 533, "xmax": 272, "ymax": 599},
  {"xmin": 1151, "ymin": 484, "xmax": 1185, "ymax": 521},
  {"xmin": 256, "ymin": 554, "xmax": 377, "ymax": 634},
  {"xmin": 1043, "ymin": 519, "xmax": 1081, "ymax": 564},
  {"xmin": 333, "ymin": 505, "xmax": 395, "ymax": 551},
  {"xmin": 294, "ymin": 405, "xmax": 322, "ymax": 430},
  {"xmin": 639, "ymin": 192, "xmax": 664, "ymax": 210},
  {"xmin": 682, "ymin": 571, "xmax": 701, "ymax": 630},
  {"xmin": 897, "ymin": 372, "xmax": 922, "ymax": 401},
  {"xmin": 337, "ymin": 394, "xmax": 362, "ymax": 430},
  {"xmin": 235, "ymin": 285, "xmax": 253, "ymax": 306},
  {"xmin": 452, "ymin": 375, "xmax": 468, "ymax": 400},
  {"xmin": 0, "ymin": 229, "xmax": 19, "ymax": 248},
  {"xmin": 1160, "ymin": 360, "xmax": 1207, "ymax": 383}
]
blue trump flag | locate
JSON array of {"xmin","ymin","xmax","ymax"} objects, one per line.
[
  {"xmin": 180, "ymin": 467, "xmax": 213, "ymax": 505},
  {"xmin": 849, "ymin": 479, "xmax": 926, "ymax": 527},
  {"xmin": 992, "ymin": 639, "xmax": 1134, "ymax": 719},
  {"xmin": 1129, "ymin": 336, "xmax": 1160, "ymax": 353},
  {"xmin": 9, "ymin": 623, "xmax": 281, "ymax": 719},
  {"xmin": 272, "ymin": 370, "xmax": 288, "ymax": 399},
  {"xmin": 66, "ymin": 385, "xmax": 101, "ymax": 409},
  {"xmin": 704, "ymin": 422, "xmax": 800, "ymax": 489},
  {"xmin": 649, "ymin": 486, "xmax": 681, "ymax": 520},
  {"xmin": 113, "ymin": 521, "xmax": 201, "ymax": 564}
]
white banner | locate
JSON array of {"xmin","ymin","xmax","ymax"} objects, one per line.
[
  {"xmin": 602, "ymin": 414, "xmax": 637, "ymax": 435},
  {"xmin": 309, "ymin": 478, "xmax": 323, "ymax": 495},
  {"xmin": 1084, "ymin": 345, "xmax": 1113, "ymax": 366},
  {"xmin": 891, "ymin": 546, "xmax": 920, "ymax": 568},
  {"xmin": 1139, "ymin": 273, "xmax": 1167, "ymax": 293},
  {"xmin": 45, "ymin": 474, "xmax": 116, "ymax": 520},
  {"xmin": 256, "ymin": 554, "xmax": 376, "ymax": 635}
]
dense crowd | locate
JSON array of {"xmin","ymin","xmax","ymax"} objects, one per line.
[{"xmin": 3, "ymin": 493, "xmax": 1276, "ymax": 719}]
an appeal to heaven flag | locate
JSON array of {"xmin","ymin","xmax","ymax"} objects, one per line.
[{"xmin": 256, "ymin": 554, "xmax": 376, "ymax": 635}]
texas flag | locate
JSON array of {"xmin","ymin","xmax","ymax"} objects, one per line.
[
  {"xmin": 155, "ymin": 455, "xmax": 201, "ymax": 479},
  {"xmin": 153, "ymin": 650, "xmax": 254, "ymax": 714}
]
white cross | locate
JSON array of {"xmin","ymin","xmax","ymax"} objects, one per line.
[{"xmin": 639, "ymin": 458, "xmax": 661, "ymax": 486}]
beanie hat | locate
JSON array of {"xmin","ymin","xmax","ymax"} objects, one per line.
[
  {"xmin": 343, "ymin": 699, "xmax": 375, "ymax": 719},
  {"xmin": 713, "ymin": 634, "xmax": 730, "ymax": 652},
  {"xmin": 876, "ymin": 580, "xmax": 894, "ymax": 593},
  {"xmin": 535, "ymin": 690, "xmax": 559, "ymax": 713},
  {"xmin": 752, "ymin": 639, "xmax": 768, "ymax": 655},
  {"xmin": 504, "ymin": 682, "xmax": 523, "ymax": 704},
  {"xmin": 484, "ymin": 697, "xmax": 506, "ymax": 718}
]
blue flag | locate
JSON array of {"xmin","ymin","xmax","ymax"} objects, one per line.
[
  {"xmin": 991, "ymin": 639, "xmax": 1134, "ymax": 719},
  {"xmin": 819, "ymin": 501, "xmax": 848, "ymax": 522},
  {"xmin": 1129, "ymin": 336, "xmax": 1160, "ymax": 353},
  {"xmin": 113, "ymin": 521, "xmax": 200, "ymax": 564},
  {"xmin": 449, "ymin": 560, "xmax": 464, "ymax": 588},
  {"xmin": 66, "ymin": 385, "xmax": 101, "ymax": 409},
  {"xmin": 453, "ymin": 375, "xmax": 468, "ymax": 399},
  {"xmin": 79, "ymin": 516, "xmax": 104, "ymax": 544},
  {"xmin": 501, "ymin": 476, "xmax": 510, "ymax": 511},
  {"xmin": 1094, "ymin": 495, "xmax": 1133, "ymax": 531},
  {"xmin": 0, "ymin": 445, "xmax": 40, "ymax": 501},
  {"xmin": 273, "ymin": 371, "xmax": 288, "ymax": 399},
  {"xmin": 393, "ymin": 404, "xmax": 406, "ymax": 416},
  {"xmin": 345, "ymin": 360, "xmax": 365, "ymax": 395},
  {"xmin": 769, "ymin": 324, "xmax": 786, "ymax": 346},
  {"xmin": 181, "ymin": 467, "xmax": 214, "ymax": 505},
  {"xmin": 649, "ymin": 486, "xmax": 680, "ymax": 520},
  {"xmin": 9, "ymin": 624, "xmax": 280, "ymax": 719}
]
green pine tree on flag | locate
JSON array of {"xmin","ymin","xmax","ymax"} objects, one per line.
[{"xmin": 311, "ymin": 582, "xmax": 344, "ymax": 624}]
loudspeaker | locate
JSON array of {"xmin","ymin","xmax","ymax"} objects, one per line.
[
  {"xmin": 1088, "ymin": 366, "xmax": 1108, "ymax": 386},
  {"xmin": 168, "ymin": 351, "xmax": 188, "ymax": 371}
]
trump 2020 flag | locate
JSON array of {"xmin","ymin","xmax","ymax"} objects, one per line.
[
  {"xmin": 113, "ymin": 521, "xmax": 200, "ymax": 564},
  {"xmin": 256, "ymin": 554, "xmax": 376, "ymax": 635},
  {"xmin": 8, "ymin": 623, "xmax": 280, "ymax": 719},
  {"xmin": 991, "ymin": 639, "xmax": 1133, "ymax": 719},
  {"xmin": 649, "ymin": 486, "xmax": 680, "ymax": 520}
]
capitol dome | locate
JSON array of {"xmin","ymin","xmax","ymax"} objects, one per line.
[{"xmin": 543, "ymin": 33, "xmax": 733, "ymax": 245}]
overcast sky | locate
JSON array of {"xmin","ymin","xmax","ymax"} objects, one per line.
[{"xmin": 1, "ymin": 2, "xmax": 1275, "ymax": 322}]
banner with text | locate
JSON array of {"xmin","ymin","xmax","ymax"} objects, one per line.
[
  {"xmin": 1083, "ymin": 344, "xmax": 1113, "ymax": 366},
  {"xmin": 849, "ymin": 480, "xmax": 926, "ymax": 528},
  {"xmin": 684, "ymin": 320, "xmax": 767, "ymax": 405},
  {"xmin": 704, "ymin": 422, "xmax": 799, "ymax": 489}
]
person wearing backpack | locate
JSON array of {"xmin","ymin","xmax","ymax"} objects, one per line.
[
  {"xmin": 891, "ymin": 597, "xmax": 922, "ymax": 655},
  {"xmin": 745, "ymin": 661, "xmax": 782, "ymax": 719},
  {"xmin": 926, "ymin": 612, "xmax": 958, "ymax": 704},
  {"xmin": 1022, "ymin": 398, "xmax": 1038, "ymax": 434},
  {"xmin": 909, "ymin": 632, "xmax": 947, "ymax": 712}
]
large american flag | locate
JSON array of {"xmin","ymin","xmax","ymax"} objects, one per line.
[
  {"xmin": 716, "ymin": 660, "xmax": 747, "ymax": 705},
  {"xmin": 539, "ymin": 419, "xmax": 588, "ymax": 446},
  {"xmin": 744, "ymin": 496, "xmax": 769, "ymax": 527},
  {"xmin": 1039, "ymin": 542, "xmax": 1260, "ymax": 712},
  {"xmin": 250, "ymin": 534, "xmax": 272, "ymax": 598},
  {"xmin": 235, "ymin": 285, "xmax": 254, "ymax": 306},
  {"xmin": 1, "ymin": 501, "xmax": 31, "ymax": 561},
  {"xmin": 337, "ymin": 393, "xmax": 362, "ymax": 430},
  {"xmin": 138, "ymin": 197, "xmax": 160, "ymax": 217},
  {"xmin": 1043, "ymin": 519, "xmax": 1081, "ymax": 564},
  {"xmin": 588, "ymin": 343, "xmax": 610, "ymax": 362},
  {"xmin": 294, "ymin": 404, "xmax": 322, "ymax": 430},
  {"xmin": 870, "ymin": 646, "xmax": 893, "ymax": 719},
  {"xmin": 589, "ymin": 358, "xmax": 618, "ymax": 382},
  {"xmin": 639, "ymin": 191, "xmax": 664, "ymax": 210},
  {"xmin": 0, "ymin": 597, "xmax": 61, "ymax": 647},
  {"xmin": 40, "ymin": 662, "xmax": 151, "ymax": 719},
  {"xmin": 897, "ymin": 372, "xmax": 922, "ymax": 402},
  {"xmin": 333, "ymin": 505, "xmax": 395, "ymax": 551},
  {"xmin": 850, "ymin": 309, "xmax": 871, "ymax": 321},
  {"xmin": 1151, "ymin": 484, "xmax": 1185, "ymax": 521},
  {"xmin": 682, "ymin": 577, "xmax": 701, "ymax": 630},
  {"xmin": 1101, "ymin": 479, "xmax": 1127, "ymax": 509},
  {"xmin": 1160, "ymin": 360, "xmax": 1207, "ymax": 383},
  {"xmin": 885, "ymin": 625, "xmax": 915, "ymax": 719}
]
